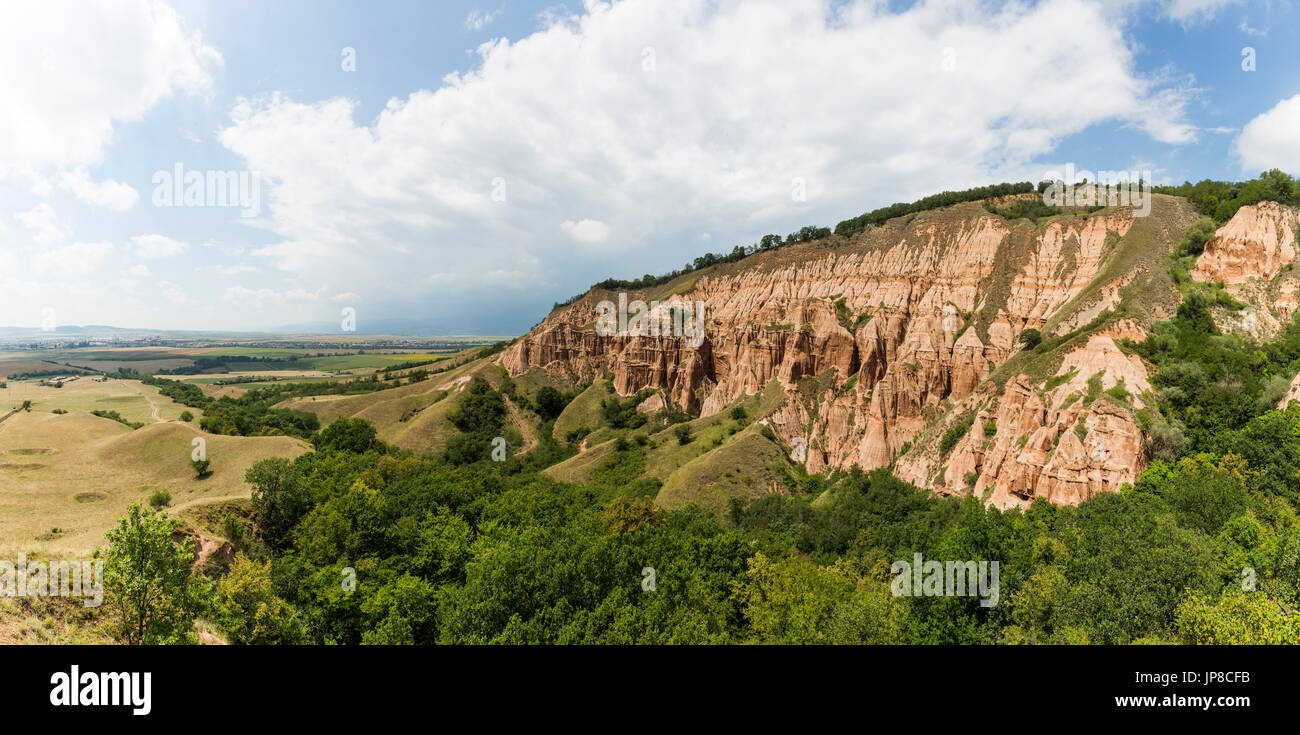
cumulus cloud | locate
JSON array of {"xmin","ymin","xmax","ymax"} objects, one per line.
[
  {"xmin": 131, "ymin": 234, "xmax": 188, "ymax": 258},
  {"xmin": 35, "ymin": 241, "xmax": 114, "ymax": 277},
  {"xmin": 16, "ymin": 203, "xmax": 67, "ymax": 245},
  {"xmin": 561, "ymin": 219, "xmax": 611, "ymax": 244},
  {"xmin": 1235, "ymin": 95, "xmax": 1300, "ymax": 175},
  {"xmin": 0, "ymin": 0, "xmax": 221, "ymax": 174},
  {"xmin": 156, "ymin": 280, "xmax": 198, "ymax": 306},
  {"xmin": 58, "ymin": 167, "xmax": 139, "ymax": 211},
  {"xmin": 218, "ymin": 0, "xmax": 1196, "ymax": 331}
]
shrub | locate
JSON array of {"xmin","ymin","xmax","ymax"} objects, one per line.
[
  {"xmin": 191, "ymin": 458, "xmax": 211, "ymax": 479},
  {"xmin": 1018, "ymin": 329, "xmax": 1043, "ymax": 350},
  {"xmin": 940, "ymin": 421, "xmax": 971, "ymax": 454},
  {"xmin": 99, "ymin": 502, "xmax": 207, "ymax": 644},
  {"xmin": 674, "ymin": 424, "xmax": 694, "ymax": 445},
  {"xmin": 148, "ymin": 490, "xmax": 171, "ymax": 508}
]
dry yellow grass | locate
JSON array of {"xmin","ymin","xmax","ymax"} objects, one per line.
[
  {"xmin": 274, "ymin": 357, "xmax": 500, "ymax": 454},
  {"xmin": 0, "ymin": 405, "xmax": 307, "ymax": 557}
]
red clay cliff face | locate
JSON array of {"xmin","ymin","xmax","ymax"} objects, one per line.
[
  {"xmin": 1191, "ymin": 202, "xmax": 1296, "ymax": 284},
  {"xmin": 894, "ymin": 336, "xmax": 1149, "ymax": 510},
  {"xmin": 1189, "ymin": 202, "xmax": 1300, "ymax": 337},
  {"xmin": 502, "ymin": 204, "xmax": 1148, "ymax": 504}
]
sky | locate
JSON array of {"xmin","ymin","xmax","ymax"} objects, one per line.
[{"xmin": 1, "ymin": 0, "xmax": 1298, "ymax": 335}]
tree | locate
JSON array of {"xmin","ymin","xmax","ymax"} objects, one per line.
[
  {"xmin": 731, "ymin": 553, "xmax": 858, "ymax": 644},
  {"xmin": 602, "ymin": 496, "xmax": 665, "ymax": 534},
  {"xmin": 99, "ymin": 502, "xmax": 208, "ymax": 644},
  {"xmin": 213, "ymin": 554, "xmax": 303, "ymax": 644},
  {"xmin": 246, "ymin": 457, "xmax": 312, "ymax": 548},
  {"xmin": 191, "ymin": 458, "xmax": 211, "ymax": 478},
  {"xmin": 674, "ymin": 424, "xmax": 693, "ymax": 445},
  {"xmin": 313, "ymin": 417, "xmax": 383, "ymax": 454},
  {"xmin": 179, "ymin": 410, "xmax": 193, "ymax": 422},
  {"xmin": 1175, "ymin": 590, "xmax": 1300, "ymax": 644},
  {"xmin": 1018, "ymin": 328, "xmax": 1042, "ymax": 350},
  {"xmin": 1178, "ymin": 218, "xmax": 1218, "ymax": 256},
  {"xmin": 534, "ymin": 385, "xmax": 566, "ymax": 420}
]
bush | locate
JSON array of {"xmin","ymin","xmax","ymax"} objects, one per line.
[
  {"xmin": 313, "ymin": 417, "xmax": 384, "ymax": 454},
  {"xmin": 179, "ymin": 410, "xmax": 194, "ymax": 422},
  {"xmin": 148, "ymin": 490, "xmax": 171, "ymax": 508},
  {"xmin": 534, "ymin": 386, "xmax": 567, "ymax": 420},
  {"xmin": 213, "ymin": 554, "xmax": 303, "ymax": 644},
  {"xmin": 99, "ymin": 502, "xmax": 207, "ymax": 644},
  {"xmin": 730, "ymin": 406, "xmax": 747, "ymax": 421},
  {"xmin": 1178, "ymin": 218, "xmax": 1218, "ymax": 257},
  {"xmin": 940, "ymin": 421, "xmax": 971, "ymax": 454},
  {"xmin": 674, "ymin": 424, "xmax": 694, "ymax": 445},
  {"xmin": 1018, "ymin": 329, "xmax": 1043, "ymax": 350},
  {"xmin": 191, "ymin": 458, "xmax": 211, "ymax": 479}
]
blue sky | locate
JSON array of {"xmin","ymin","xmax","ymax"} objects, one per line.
[{"xmin": 1, "ymin": 0, "xmax": 1297, "ymax": 335}]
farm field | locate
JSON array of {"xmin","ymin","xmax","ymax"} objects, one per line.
[{"xmin": 1, "ymin": 344, "xmax": 491, "ymax": 381}]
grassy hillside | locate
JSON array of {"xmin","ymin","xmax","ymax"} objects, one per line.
[{"xmin": 0, "ymin": 409, "xmax": 307, "ymax": 556}]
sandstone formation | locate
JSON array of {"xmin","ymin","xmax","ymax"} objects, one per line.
[
  {"xmin": 1191, "ymin": 202, "xmax": 1297, "ymax": 284},
  {"xmin": 501, "ymin": 199, "xmax": 1191, "ymax": 507},
  {"xmin": 894, "ymin": 336, "xmax": 1149, "ymax": 509}
]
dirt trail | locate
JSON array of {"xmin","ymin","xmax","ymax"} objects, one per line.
[
  {"xmin": 505, "ymin": 397, "xmax": 539, "ymax": 454},
  {"xmin": 129, "ymin": 383, "xmax": 163, "ymax": 423},
  {"xmin": 166, "ymin": 494, "xmax": 250, "ymax": 517}
]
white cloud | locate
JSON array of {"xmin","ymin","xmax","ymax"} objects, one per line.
[
  {"xmin": 15, "ymin": 203, "xmax": 67, "ymax": 245},
  {"xmin": 217, "ymin": 0, "xmax": 1199, "ymax": 329},
  {"xmin": 1235, "ymin": 95, "xmax": 1300, "ymax": 175},
  {"xmin": 0, "ymin": 0, "xmax": 221, "ymax": 174},
  {"xmin": 215, "ymin": 263, "xmax": 257, "ymax": 276},
  {"xmin": 128, "ymin": 264, "xmax": 152, "ymax": 277},
  {"xmin": 560, "ymin": 219, "xmax": 610, "ymax": 244},
  {"xmin": 35, "ymin": 241, "xmax": 113, "ymax": 277},
  {"xmin": 220, "ymin": 285, "xmax": 328, "ymax": 309},
  {"xmin": 465, "ymin": 8, "xmax": 503, "ymax": 31},
  {"xmin": 156, "ymin": 279, "xmax": 197, "ymax": 306},
  {"xmin": 1160, "ymin": 0, "xmax": 1242, "ymax": 24},
  {"xmin": 131, "ymin": 234, "xmax": 188, "ymax": 258},
  {"xmin": 58, "ymin": 167, "xmax": 139, "ymax": 211}
]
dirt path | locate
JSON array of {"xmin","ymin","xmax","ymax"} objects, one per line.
[
  {"xmin": 505, "ymin": 397, "xmax": 539, "ymax": 454},
  {"xmin": 128, "ymin": 383, "xmax": 163, "ymax": 423},
  {"xmin": 166, "ymin": 493, "xmax": 250, "ymax": 517}
]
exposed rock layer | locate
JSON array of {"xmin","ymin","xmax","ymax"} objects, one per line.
[{"xmin": 501, "ymin": 201, "xmax": 1186, "ymax": 506}]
